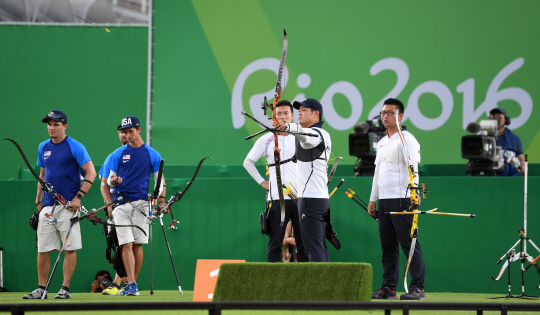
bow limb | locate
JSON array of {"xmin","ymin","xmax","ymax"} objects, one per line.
[
  {"xmin": 404, "ymin": 234, "xmax": 417, "ymax": 293},
  {"xmin": 394, "ymin": 111, "xmax": 420, "ymax": 292},
  {"xmin": 327, "ymin": 157, "xmax": 343, "ymax": 185},
  {"xmin": 395, "ymin": 110, "xmax": 420, "ymax": 214},
  {"xmin": 270, "ymin": 30, "xmax": 288, "ymax": 220},
  {"xmin": 178, "ymin": 157, "xmax": 211, "ymax": 197},
  {"xmin": 492, "ymin": 254, "xmax": 520, "ymax": 281},
  {"xmin": 164, "ymin": 157, "xmax": 211, "ymax": 229},
  {"xmin": 152, "ymin": 160, "xmax": 165, "ymax": 200},
  {"xmin": 5, "ymin": 138, "xmax": 42, "ymax": 182},
  {"xmin": 492, "ymin": 260, "xmax": 509, "ymax": 281}
]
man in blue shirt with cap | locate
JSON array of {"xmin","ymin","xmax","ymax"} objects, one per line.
[
  {"xmin": 489, "ymin": 107, "xmax": 525, "ymax": 176},
  {"xmin": 106, "ymin": 116, "xmax": 165, "ymax": 296},
  {"xmin": 24, "ymin": 110, "xmax": 96, "ymax": 300}
]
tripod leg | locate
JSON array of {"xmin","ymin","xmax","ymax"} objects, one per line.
[
  {"xmin": 160, "ymin": 216, "xmax": 183, "ymax": 294},
  {"xmin": 520, "ymin": 238, "xmax": 526, "ymax": 296},
  {"xmin": 527, "ymin": 239, "xmax": 540, "ymax": 253}
]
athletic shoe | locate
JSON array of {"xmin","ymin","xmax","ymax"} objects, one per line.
[
  {"xmin": 102, "ymin": 283, "xmax": 121, "ymax": 295},
  {"xmin": 400, "ymin": 285, "xmax": 425, "ymax": 300},
  {"xmin": 55, "ymin": 288, "xmax": 71, "ymax": 299},
  {"xmin": 118, "ymin": 282, "xmax": 129, "ymax": 295},
  {"xmin": 371, "ymin": 286, "xmax": 398, "ymax": 299},
  {"xmin": 23, "ymin": 288, "xmax": 47, "ymax": 299},
  {"xmin": 119, "ymin": 282, "xmax": 139, "ymax": 296}
]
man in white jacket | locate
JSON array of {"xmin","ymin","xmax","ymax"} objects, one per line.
[
  {"xmin": 244, "ymin": 100, "xmax": 305, "ymax": 262},
  {"xmin": 368, "ymin": 98, "xmax": 425, "ymax": 300},
  {"xmin": 275, "ymin": 98, "xmax": 331, "ymax": 262}
]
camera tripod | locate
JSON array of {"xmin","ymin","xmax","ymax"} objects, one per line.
[{"xmin": 489, "ymin": 155, "xmax": 540, "ymax": 300}]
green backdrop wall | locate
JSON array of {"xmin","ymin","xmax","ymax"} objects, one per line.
[
  {"xmin": 2, "ymin": 174, "xmax": 540, "ymax": 295},
  {"xmin": 0, "ymin": 25, "xmax": 148, "ymax": 181},
  {"xmin": 2, "ymin": 1, "xmax": 540, "ymax": 178}
]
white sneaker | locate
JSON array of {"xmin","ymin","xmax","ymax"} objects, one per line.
[
  {"xmin": 55, "ymin": 288, "xmax": 71, "ymax": 299},
  {"xmin": 23, "ymin": 288, "xmax": 47, "ymax": 299}
]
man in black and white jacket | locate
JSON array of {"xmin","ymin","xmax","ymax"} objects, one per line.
[{"xmin": 275, "ymin": 98, "xmax": 331, "ymax": 262}]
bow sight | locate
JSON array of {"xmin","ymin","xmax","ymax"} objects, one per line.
[{"xmin": 261, "ymin": 96, "xmax": 273, "ymax": 119}]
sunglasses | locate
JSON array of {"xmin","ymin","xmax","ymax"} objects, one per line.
[{"xmin": 47, "ymin": 112, "xmax": 66, "ymax": 123}]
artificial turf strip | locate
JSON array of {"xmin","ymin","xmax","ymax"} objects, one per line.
[
  {"xmin": 0, "ymin": 290, "xmax": 193, "ymax": 304},
  {"xmin": 2, "ymin": 292, "xmax": 540, "ymax": 315},
  {"xmin": 2, "ymin": 291, "xmax": 539, "ymax": 304},
  {"xmin": 213, "ymin": 262, "xmax": 373, "ymax": 301}
]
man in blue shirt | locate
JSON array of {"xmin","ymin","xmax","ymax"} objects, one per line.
[
  {"xmin": 489, "ymin": 108, "xmax": 525, "ymax": 176},
  {"xmin": 106, "ymin": 116, "xmax": 165, "ymax": 296},
  {"xmin": 23, "ymin": 110, "xmax": 97, "ymax": 300},
  {"xmin": 98, "ymin": 125, "xmax": 129, "ymax": 295}
]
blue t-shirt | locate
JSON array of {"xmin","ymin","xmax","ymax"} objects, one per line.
[
  {"xmin": 497, "ymin": 128, "xmax": 523, "ymax": 177},
  {"xmin": 37, "ymin": 136, "xmax": 92, "ymax": 206},
  {"xmin": 108, "ymin": 143, "xmax": 162, "ymax": 202},
  {"xmin": 99, "ymin": 153, "xmax": 113, "ymax": 178}
]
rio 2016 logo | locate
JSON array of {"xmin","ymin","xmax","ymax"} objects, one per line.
[{"xmin": 232, "ymin": 57, "xmax": 532, "ymax": 131}]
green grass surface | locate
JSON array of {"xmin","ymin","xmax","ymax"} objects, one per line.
[
  {"xmin": 0, "ymin": 290, "xmax": 192, "ymax": 303},
  {"xmin": 2, "ymin": 291, "xmax": 540, "ymax": 314}
]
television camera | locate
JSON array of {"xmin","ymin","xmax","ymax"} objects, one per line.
[
  {"xmin": 349, "ymin": 117, "xmax": 386, "ymax": 176},
  {"xmin": 462, "ymin": 118, "xmax": 520, "ymax": 176}
]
